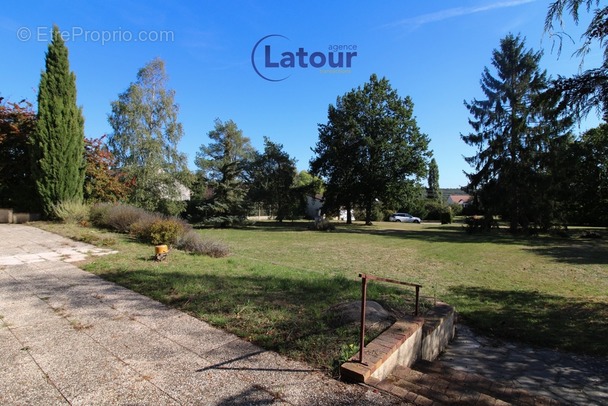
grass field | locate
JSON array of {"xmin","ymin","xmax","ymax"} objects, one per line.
[{"xmin": 37, "ymin": 220, "xmax": 608, "ymax": 374}]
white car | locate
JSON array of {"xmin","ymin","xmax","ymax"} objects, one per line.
[{"xmin": 389, "ymin": 213, "xmax": 421, "ymax": 223}]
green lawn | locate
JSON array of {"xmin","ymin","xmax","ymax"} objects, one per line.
[{"xmin": 37, "ymin": 220, "xmax": 608, "ymax": 373}]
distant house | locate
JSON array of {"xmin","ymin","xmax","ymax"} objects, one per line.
[
  {"xmin": 447, "ymin": 194, "xmax": 472, "ymax": 206},
  {"xmin": 305, "ymin": 195, "xmax": 355, "ymax": 221},
  {"xmin": 174, "ymin": 181, "xmax": 191, "ymax": 201},
  {"xmin": 159, "ymin": 179, "xmax": 191, "ymax": 201},
  {"xmin": 306, "ymin": 194, "xmax": 324, "ymax": 219}
]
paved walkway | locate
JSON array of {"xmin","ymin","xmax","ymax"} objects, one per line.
[
  {"xmin": 436, "ymin": 324, "xmax": 608, "ymax": 405},
  {"xmin": 3, "ymin": 224, "xmax": 607, "ymax": 405},
  {"xmin": 0, "ymin": 224, "xmax": 401, "ymax": 405}
]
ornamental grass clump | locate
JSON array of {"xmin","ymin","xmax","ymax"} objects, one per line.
[
  {"xmin": 104, "ymin": 204, "xmax": 147, "ymax": 233},
  {"xmin": 176, "ymin": 229, "xmax": 230, "ymax": 257},
  {"xmin": 51, "ymin": 200, "xmax": 90, "ymax": 224}
]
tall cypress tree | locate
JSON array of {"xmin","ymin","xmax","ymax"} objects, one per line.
[
  {"xmin": 427, "ymin": 158, "xmax": 440, "ymax": 201},
  {"xmin": 31, "ymin": 25, "xmax": 85, "ymax": 215}
]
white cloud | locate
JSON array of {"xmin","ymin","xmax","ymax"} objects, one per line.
[{"xmin": 386, "ymin": 0, "xmax": 538, "ymax": 30}]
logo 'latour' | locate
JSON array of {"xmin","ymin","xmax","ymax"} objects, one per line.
[{"xmin": 251, "ymin": 34, "xmax": 358, "ymax": 81}]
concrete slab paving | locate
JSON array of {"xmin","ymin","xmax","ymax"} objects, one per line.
[
  {"xmin": 0, "ymin": 325, "xmax": 68, "ymax": 405},
  {"xmin": 438, "ymin": 323, "xmax": 608, "ymax": 405},
  {"xmin": 0, "ymin": 224, "xmax": 402, "ymax": 405}
]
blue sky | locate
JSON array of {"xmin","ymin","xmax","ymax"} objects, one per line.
[{"xmin": 1, "ymin": 1, "xmax": 602, "ymax": 188}]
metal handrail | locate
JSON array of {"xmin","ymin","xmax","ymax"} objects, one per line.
[{"xmin": 358, "ymin": 273, "xmax": 422, "ymax": 364}]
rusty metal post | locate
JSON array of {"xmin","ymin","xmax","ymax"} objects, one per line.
[
  {"xmin": 415, "ymin": 285, "xmax": 420, "ymax": 316},
  {"xmin": 359, "ymin": 274, "xmax": 367, "ymax": 364}
]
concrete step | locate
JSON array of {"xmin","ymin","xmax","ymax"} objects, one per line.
[{"xmin": 376, "ymin": 360, "xmax": 562, "ymax": 405}]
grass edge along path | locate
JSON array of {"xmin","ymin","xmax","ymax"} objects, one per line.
[{"xmin": 33, "ymin": 221, "xmax": 608, "ymax": 374}]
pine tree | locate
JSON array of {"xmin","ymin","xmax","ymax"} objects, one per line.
[
  {"xmin": 193, "ymin": 119, "xmax": 255, "ymax": 226},
  {"xmin": 545, "ymin": 0, "xmax": 608, "ymax": 119},
  {"xmin": 462, "ymin": 34, "xmax": 572, "ymax": 231},
  {"xmin": 31, "ymin": 25, "xmax": 85, "ymax": 216},
  {"xmin": 247, "ymin": 137, "xmax": 297, "ymax": 221}
]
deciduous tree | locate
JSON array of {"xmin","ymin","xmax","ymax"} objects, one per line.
[
  {"xmin": 84, "ymin": 136, "xmax": 130, "ymax": 203},
  {"xmin": 311, "ymin": 74, "xmax": 430, "ymax": 225},
  {"xmin": 0, "ymin": 98, "xmax": 38, "ymax": 211},
  {"xmin": 108, "ymin": 57, "xmax": 188, "ymax": 215},
  {"xmin": 562, "ymin": 124, "xmax": 608, "ymax": 226}
]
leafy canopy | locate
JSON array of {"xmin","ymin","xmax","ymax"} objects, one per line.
[
  {"xmin": 108, "ymin": 57, "xmax": 188, "ymax": 215},
  {"xmin": 311, "ymin": 74, "xmax": 430, "ymax": 225}
]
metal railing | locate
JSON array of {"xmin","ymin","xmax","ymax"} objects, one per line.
[{"xmin": 358, "ymin": 273, "xmax": 422, "ymax": 364}]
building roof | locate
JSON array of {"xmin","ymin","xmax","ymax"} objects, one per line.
[{"xmin": 447, "ymin": 194, "xmax": 472, "ymax": 204}]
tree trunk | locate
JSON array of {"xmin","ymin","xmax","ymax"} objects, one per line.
[
  {"xmin": 365, "ymin": 199, "xmax": 373, "ymax": 226},
  {"xmin": 346, "ymin": 202, "xmax": 352, "ymax": 224}
]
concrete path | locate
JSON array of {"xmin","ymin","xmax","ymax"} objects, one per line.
[
  {"xmin": 438, "ymin": 324, "xmax": 608, "ymax": 405},
  {"xmin": 0, "ymin": 224, "xmax": 402, "ymax": 406}
]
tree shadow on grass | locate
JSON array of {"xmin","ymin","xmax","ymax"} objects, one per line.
[
  {"xmin": 95, "ymin": 267, "xmax": 419, "ymax": 371},
  {"xmin": 269, "ymin": 222, "xmax": 608, "ymax": 266},
  {"xmin": 446, "ymin": 285, "xmax": 608, "ymax": 356},
  {"xmin": 524, "ymin": 240, "xmax": 608, "ymax": 265},
  {"xmin": 240, "ymin": 221, "xmax": 522, "ymax": 244}
]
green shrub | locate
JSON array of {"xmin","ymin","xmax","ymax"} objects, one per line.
[
  {"xmin": 148, "ymin": 219, "xmax": 186, "ymax": 245},
  {"xmin": 129, "ymin": 212, "xmax": 164, "ymax": 241},
  {"xmin": 105, "ymin": 204, "xmax": 147, "ymax": 233},
  {"xmin": 51, "ymin": 200, "xmax": 90, "ymax": 224},
  {"xmin": 440, "ymin": 207, "xmax": 453, "ymax": 224},
  {"xmin": 203, "ymin": 215, "xmax": 253, "ymax": 228},
  {"xmin": 309, "ymin": 218, "xmax": 335, "ymax": 231},
  {"xmin": 423, "ymin": 200, "xmax": 444, "ymax": 221},
  {"xmin": 131, "ymin": 217, "xmax": 187, "ymax": 246},
  {"xmin": 449, "ymin": 203, "xmax": 463, "ymax": 216},
  {"xmin": 156, "ymin": 198, "xmax": 187, "ymax": 217},
  {"xmin": 352, "ymin": 205, "xmax": 385, "ymax": 222},
  {"xmin": 176, "ymin": 229, "xmax": 230, "ymax": 257},
  {"xmin": 89, "ymin": 202, "xmax": 113, "ymax": 227}
]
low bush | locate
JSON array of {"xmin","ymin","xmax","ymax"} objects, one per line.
[
  {"xmin": 203, "ymin": 215, "xmax": 253, "ymax": 228},
  {"xmin": 449, "ymin": 203, "xmax": 463, "ymax": 217},
  {"xmin": 149, "ymin": 218, "xmax": 187, "ymax": 246},
  {"xmin": 132, "ymin": 216, "xmax": 188, "ymax": 246},
  {"xmin": 176, "ymin": 229, "xmax": 230, "ymax": 257},
  {"xmin": 105, "ymin": 204, "xmax": 147, "ymax": 233},
  {"xmin": 129, "ymin": 212, "xmax": 164, "ymax": 241},
  {"xmin": 89, "ymin": 202, "xmax": 113, "ymax": 227},
  {"xmin": 464, "ymin": 215, "xmax": 499, "ymax": 233},
  {"xmin": 309, "ymin": 218, "xmax": 335, "ymax": 231},
  {"xmin": 440, "ymin": 207, "xmax": 453, "ymax": 224},
  {"xmin": 424, "ymin": 200, "xmax": 446, "ymax": 221},
  {"xmin": 51, "ymin": 200, "xmax": 90, "ymax": 224}
]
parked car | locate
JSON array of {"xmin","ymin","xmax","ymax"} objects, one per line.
[{"xmin": 389, "ymin": 213, "xmax": 421, "ymax": 223}]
